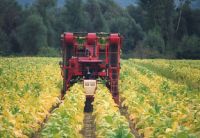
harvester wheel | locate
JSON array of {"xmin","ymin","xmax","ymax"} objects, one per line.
[{"xmin": 84, "ymin": 98, "xmax": 93, "ymax": 112}]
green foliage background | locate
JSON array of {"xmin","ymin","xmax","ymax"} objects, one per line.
[{"xmin": 0, "ymin": 0, "xmax": 199, "ymax": 59}]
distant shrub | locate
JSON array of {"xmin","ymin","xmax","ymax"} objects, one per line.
[
  {"xmin": 176, "ymin": 35, "xmax": 200, "ymax": 59},
  {"xmin": 144, "ymin": 28, "xmax": 165, "ymax": 54},
  {"xmin": 38, "ymin": 47, "xmax": 59, "ymax": 57},
  {"xmin": 17, "ymin": 14, "xmax": 48, "ymax": 55},
  {"xmin": 123, "ymin": 47, "xmax": 164, "ymax": 59},
  {"xmin": 123, "ymin": 28, "xmax": 166, "ymax": 59},
  {"xmin": 0, "ymin": 30, "xmax": 12, "ymax": 56}
]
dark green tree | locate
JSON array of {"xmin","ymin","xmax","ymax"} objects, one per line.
[
  {"xmin": 85, "ymin": 0, "xmax": 109, "ymax": 32},
  {"xmin": 34, "ymin": 0, "xmax": 57, "ymax": 48},
  {"xmin": 176, "ymin": 1, "xmax": 200, "ymax": 39},
  {"xmin": 17, "ymin": 14, "xmax": 47, "ymax": 55},
  {"xmin": 138, "ymin": 0, "xmax": 175, "ymax": 49},
  {"xmin": 127, "ymin": 5, "xmax": 145, "ymax": 30},
  {"xmin": 0, "ymin": 30, "xmax": 11, "ymax": 55},
  {"xmin": 98, "ymin": 0, "xmax": 124, "ymax": 20},
  {"xmin": 177, "ymin": 35, "xmax": 200, "ymax": 59},
  {"xmin": 64, "ymin": 0, "xmax": 86, "ymax": 31},
  {"xmin": 34, "ymin": 0, "xmax": 57, "ymax": 19},
  {"xmin": 0, "ymin": 0, "xmax": 22, "ymax": 55},
  {"xmin": 144, "ymin": 27, "xmax": 165, "ymax": 54}
]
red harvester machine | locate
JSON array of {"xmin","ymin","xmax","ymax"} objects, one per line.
[{"xmin": 60, "ymin": 32, "xmax": 122, "ymax": 104}]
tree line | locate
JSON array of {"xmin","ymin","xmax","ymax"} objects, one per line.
[{"xmin": 0, "ymin": 0, "xmax": 199, "ymax": 59}]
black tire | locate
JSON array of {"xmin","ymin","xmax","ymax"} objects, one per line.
[{"xmin": 84, "ymin": 98, "xmax": 93, "ymax": 112}]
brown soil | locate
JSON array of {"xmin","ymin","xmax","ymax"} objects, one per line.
[
  {"xmin": 119, "ymin": 100, "xmax": 143, "ymax": 138},
  {"xmin": 82, "ymin": 112, "xmax": 96, "ymax": 138},
  {"xmin": 31, "ymin": 96, "xmax": 62, "ymax": 138}
]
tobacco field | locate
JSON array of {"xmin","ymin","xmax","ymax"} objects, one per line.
[{"xmin": 0, "ymin": 57, "xmax": 200, "ymax": 138}]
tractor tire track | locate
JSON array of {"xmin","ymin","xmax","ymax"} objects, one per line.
[
  {"xmin": 119, "ymin": 100, "xmax": 142, "ymax": 138},
  {"xmin": 82, "ymin": 98, "xmax": 95, "ymax": 138},
  {"xmin": 82, "ymin": 113, "xmax": 96, "ymax": 138},
  {"xmin": 31, "ymin": 96, "xmax": 63, "ymax": 138}
]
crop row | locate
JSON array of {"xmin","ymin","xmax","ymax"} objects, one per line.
[
  {"xmin": 120, "ymin": 60, "xmax": 200, "ymax": 138},
  {"xmin": 41, "ymin": 84, "xmax": 85, "ymax": 137},
  {"xmin": 93, "ymin": 84, "xmax": 134, "ymax": 138},
  {"xmin": 132, "ymin": 59, "xmax": 200, "ymax": 90},
  {"xmin": 0, "ymin": 58, "xmax": 61, "ymax": 137},
  {"xmin": 41, "ymin": 84, "xmax": 134, "ymax": 138}
]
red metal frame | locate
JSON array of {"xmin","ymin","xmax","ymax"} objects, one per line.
[{"xmin": 60, "ymin": 32, "xmax": 122, "ymax": 104}]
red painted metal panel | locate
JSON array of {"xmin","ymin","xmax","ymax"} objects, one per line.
[
  {"xmin": 64, "ymin": 33, "xmax": 74, "ymax": 45},
  {"xmin": 110, "ymin": 34, "xmax": 120, "ymax": 44},
  {"xmin": 61, "ymin": 32, "xmax": 122, "ymax": 104},
  {"xmin": 87, "ymin": 33, "xmax": 97, "ymax": 45}
]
